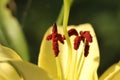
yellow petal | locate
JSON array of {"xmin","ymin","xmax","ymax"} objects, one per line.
[
  {"xmin": 99, "ymin": 61, "xmax": 120, "ymax": 80},
  {"xmin": 38, "ymin": 27, "xmax": 57, "ymax": 79},
  {"xmin": 0, "ymin": 61, "xmax": 52, "ymax": 80},
  {"xmin": 0, "ymin": 45, "xmax": 22, "ymax": 61},
  {"xmin": 0, "ymin": 61, "xmax": 22, "ymax": 80}
]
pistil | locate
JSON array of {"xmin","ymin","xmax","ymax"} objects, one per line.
[{"xmin": 63, "ymin": 0, "xmax": 72, "ymax": 79}]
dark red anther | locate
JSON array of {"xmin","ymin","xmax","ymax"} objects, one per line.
[
  {"xmin": 68, "ymin": 29, "xmax": 78, "ymax": 36},
  {"xmin": 52, "ymin": 23, "xmax": 58, "ymax": 33},
  {"xmin": 84, "ymin": 44, "xmax": 90, "ymax": 57},
  {"xmin": 46, "ymin": 23, "xmax": 64, "ymax": 57},
  {"xmin": 57, "ymin": 34, "xmax": 64, "ymax": 44},
  {"xmin": 74, "ymin": 36, "xmax": 81, "ymax": 50},
  {"xmin": 46, "ymin": 34, "xmax": 52, "ymax": 40},
  {"xmin": 52, "ymin": 41, "xmax": 59, "ymax": 57},
  {"xmin": 80, "ymin": 31, "xmax": 92, "ymax": 57},
  {"xmin": 80, "ymin": 31, "xmax": 92, "ymax": 43},
  {"xmin": 63, "ymin": 28, "xmax": 78, "ymax": 39}
]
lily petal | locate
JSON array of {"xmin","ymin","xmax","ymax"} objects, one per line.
[
  {"xmin": 38, "ymin": 23, "xmax": 100, "ymax": 79},
  {"xmin": 38, "ymin": 26, "xmax": 58, "ymax": 79},
  {"xmin": 73, "ymin": 24, "xmax": 100, "ymax": 80},
  {"xmin": 0, "ymin": 45, "xmax": 22, "ymax": 61},
  {"xmin": 0, "ymin": 61, "xmax": 22, "ymax": 80},
  {"xmin": 99, "ymin": 61, "xmax": 120, "ymax": 80},
  {"xmin": 0, "ymin": 45, "xmax": 52, "ymax": 80},
  {"xmin": 0, "ymin": 61, "xmax": 52, "ymax": 80}
]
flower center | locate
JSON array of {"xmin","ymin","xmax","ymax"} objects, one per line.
[{"xmin": 46, "ymin": 23, "xmax": 93, "ymax": 80}]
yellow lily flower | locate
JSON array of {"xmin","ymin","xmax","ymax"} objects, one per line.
[
  {"xmin": 38, "ymin": 23, "xmax": 100, "ymax": 80},
  {"xmin": 0, "ymin": 24, "xmax": 120, "ymax": 80},
  {"xmin": 0, "ymin": 0, "xmax": 119, "ymax": 79}
]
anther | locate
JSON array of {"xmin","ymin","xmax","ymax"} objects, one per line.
[
  {"xmin": 74, "ymin": 36, "xmax": 81, "ymax": 50},
  {"xmin": 80, "ymin": 31, "xmax": 92, "ymax": 43},
  {"xmin": 68, "ymin": 29, "xmax": 78, "ymax": 36},
  {"xmin": 80, "ymin": 31, "xmax": 92, "ymax": 57},
  {"xmin": 63, "ymin": 28, "xmax": 78, "ymax": 39},
  {"xmin": 46, "ymin": 23, "xmax": 64, "ymax": 57},
  {"xmin": 84, "ymin": 44, "xmax": 89, "ymax": 57},
  {"xmin": 72, "ymin": 31, "xmax": 92, "ymax": 57}
]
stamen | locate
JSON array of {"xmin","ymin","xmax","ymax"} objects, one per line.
[
  {"xmin": 52, "ymin": 23, "xmax": 58, "ymax": 33},
  {"xmin": 57, "ymin": 34, "xmax": 64, "ymax": 44},
  {"xmin": 84, "ymin": 44, "xmax": 90, "ymax": 57},
  {"xmin": 53, "ymin": 41, "xmax": 59, "ymax": 57},
  {"xmin": 75, "ymin": 40, "xmax": 86, "ymax": 80},
  {"xmin": 80, "ymin": 31, "xmax": 92, "ymax": 43},
  {"xmin": 46, "ymin": 23, "xmax": 64, "ymax": 57},
  {"xmin": 46, "ymin": 34, "xmax": 52, "ymax": 40},
  {"xmin": 46, "ymin": 23, "xmax": 65, "ymax": 80},
  {"xmin": 80, "ymin": 31, "xmax": 92, "ymax": 57},
  {"xmin": 63, "ymin": 28, "xmax": 78, "ymax": 39},
  {"xmin": 72, "ymin": 31, "xmax": 93, "ymax": 79},
  {"xmin": 68, "ymin": 29, "xmax": 78, "ymax": 36},
  {"xmin": 74, "ymin": 36, "xmax": 81, "ymax": 50}
]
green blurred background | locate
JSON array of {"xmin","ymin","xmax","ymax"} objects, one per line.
[{"xmin": 2, "ymin": 0, "xmax": 120, "ymax": 76}]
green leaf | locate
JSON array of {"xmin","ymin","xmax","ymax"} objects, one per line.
[{"xmin": 0, "ymin": 0, "xmax": 29, "ymax": 60}]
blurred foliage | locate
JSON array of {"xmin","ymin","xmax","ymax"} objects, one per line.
[
  {"xmin": 0, "ymin": 0, "xmax": 29, "ymax": 60},
  {"xmin": 1, "ymin": 0, "xmax": 120, "ymax": 76}
]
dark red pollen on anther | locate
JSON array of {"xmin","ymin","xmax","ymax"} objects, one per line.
[
  {"xmin": 68, "ymin": 29, "xmax": 78, "ymax": 36},
  {"xmin": 84, "ymin": 44, "xmax": 90, "ymax": 57},
  {"xmin": 74, "ymin": 36, "xmax": 81, "ymax": 50},
  {"xmin": 80, "ymin": 31, "xmax": 92, "ymax": 57},
  {"xmin": 80, "ymin": 31, "xmax": 92, "ymax": 43},
  {"xmin": 52, "ymin": 23, "xmax": 58, "ymax": 33},
  {"xmin": 46, "ymin": 34, "xmax": 52, "ymax": 40},
  {"xmin": 46, "ymin": 23, "xmax": 64, "ymax": 57},
  {"xmin": 63, "ymin": 28, "xmax": 78, "ymax": 40},
  {"xmin": 52, "ymin": 41, "xmax": 59, "ymax": 57}
]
